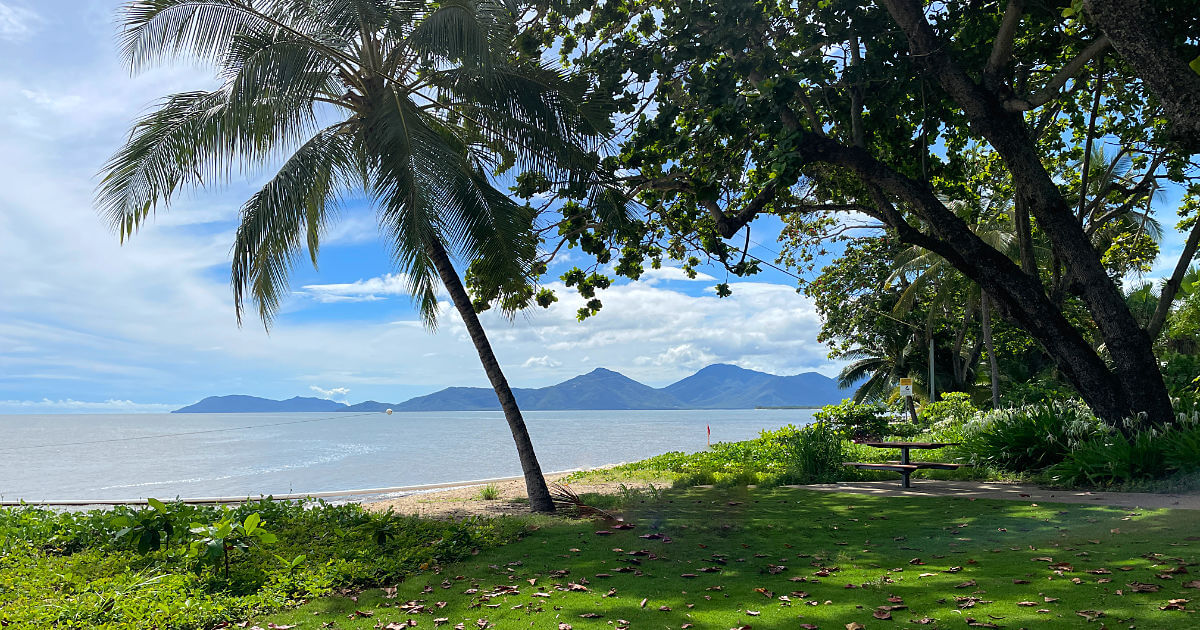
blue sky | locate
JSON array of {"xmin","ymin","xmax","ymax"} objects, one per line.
[
  {"xmin": 0, "ymin": 0, "xmax": 844, "ymax": 413},
  {"xmin": 0, "ymin": 1, "xmax": 1192, "ymax": 414}
]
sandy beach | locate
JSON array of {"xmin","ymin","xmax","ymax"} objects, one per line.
[{"xmin": 364, "ymin": 471, "xmax": 663, "ymax": 519}]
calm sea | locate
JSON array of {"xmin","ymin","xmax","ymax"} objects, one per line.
[{"xmin": 0, "ymin": 409, "xmax": 815, "ymax": 502}]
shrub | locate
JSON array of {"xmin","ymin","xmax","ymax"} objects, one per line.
[
  {"xmin": 1048, "ymin": 429, "xmax": 1169, "ymax": 486},
  {"xmin": 919, "ymin": 392, "xmax": 978, "ymax": 427},
  {"xmin": 960, "ymin": 400, "xmax": 1103, "ymax": 472},
  {"xmin": 477, "ymin": 484, "xmax": 500, "ymax": 500},
  {"xmin": 780, "ymin": 422, "xmax": 849, "ymax": 484},
  {"xmin": 1164, "ymin": 421, "xmax": 1200, "ymax": 474},
  {"xmin": 813, "ymin": 400, "xmax": 889, "ymax": 440}
]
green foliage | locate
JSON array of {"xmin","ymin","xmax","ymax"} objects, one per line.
[
  {"xmin": 919, "ymin": 392, "xmax": 977, "ymax": 427},
  {"xmin": 779, "ymin": 422, "xmax": 850, "ymax": 484},
  {"xmin": 960, "ymin": 401, "xmax": 1104, "ymax": 472},
  {"xmin": 111, "ymin": 497, "xmax": 176, "ymax": 554},
  {"xmin": 813, "ymin": 400, "xmax": 889, "ymax": 440},
  {"xmin": 1048, "ymin": 417, "xmax": 1200, "ymax": 487},
  {"xmin": 0, "ymin": 499, "xmax": 530, "ymax": 629},
  {"xmin": 188, "ymin": 511, "xmax": 279, "ymax": 578},
  {"xmin": 477, "ymin": 484, "xmax": 500, "ymax": 500}
]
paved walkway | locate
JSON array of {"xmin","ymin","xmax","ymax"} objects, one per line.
[{"xmin": 791, "ymin": 480, "xmax": 1200, "ymax": 510}]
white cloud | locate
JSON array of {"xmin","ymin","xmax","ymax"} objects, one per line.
[
  {"xmin": 522, "ymin": 355, "xmax": 562, "ymax": 369},
  {"xmin": 301, "ymin": 273, "xmax": 417, "ymax": 302},
  {"xmin": 0, "ymin": 398, "xmax": 177, "ymax": 414},
  {"xmin": 0, "ymin": 3, "xmax": 38, "ymax": 41},
  {"xmin": 638, "ymin": 266, "xmax": 716, "ymax": 284},
  {"xmin": 309, "ymin": 385, "xmax": 350, "ymax": 400}
]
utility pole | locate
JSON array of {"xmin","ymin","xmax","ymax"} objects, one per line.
[{"xmin": 929, "ymin": 338, "xmax": 935, "ymax": 402}]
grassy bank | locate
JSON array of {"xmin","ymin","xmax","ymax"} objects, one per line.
[
  {"xmin": 256, "ymin": 486, "xmax": 1199, "ymax": 629},
  {"xmin": 0, "ymin": 499, "xmax": 541, "ymax": 629}
]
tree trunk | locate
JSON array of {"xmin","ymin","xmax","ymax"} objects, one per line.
[
  {"xmin": 425, "ymin": 238, "xmax": 555, "ymax": 513},
  {"xmin": 981, "ymin": 291, "xmax": 1000, "ymax": 409}
]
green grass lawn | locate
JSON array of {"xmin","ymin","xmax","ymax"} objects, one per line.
[{"xmin": 255, "ymin": 487, "xmax": 1199, "ymax": 629}]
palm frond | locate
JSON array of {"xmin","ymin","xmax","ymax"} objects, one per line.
[{"xmin": 231, "ymin": 122, "xmax": 364, "ymax": 326}]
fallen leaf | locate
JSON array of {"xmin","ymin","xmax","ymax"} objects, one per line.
[
  {"xmin": 1076, "ymin": 610, "xmax": 1104, "ymax": 621},
  {"xmin": 1128, "ymin": 582, "xmax": 1160, "ymax": 592},
  {"xmin": 846, "ymin": 624, "xmax": 865, "ymax": 630},
  {"xmin": 955, "ymin": 580, "xmax": 977, "ymax": 589},
  {"xmin": 1160, "ymin": 599, "xmax": 1189, "ymax": 611},
  {"xmin": 873, "ymin": 609, "xmax": 892, "ymax": 620}
]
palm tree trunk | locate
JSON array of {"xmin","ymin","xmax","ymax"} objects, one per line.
[
  {"xmin": 424, "ymin": 238, "xmax": 555, "ymax": 513},
  {"xmin": 981, "ymin": 292, "xmax": 1000, "ymax": 409}
]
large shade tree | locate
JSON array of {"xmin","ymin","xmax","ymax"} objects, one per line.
[
  {"xmin": 532, "ymin": 0, "xmax": 1200, "ymax": 430},
  {"xmin": 97, "ymin": 0, "xmax": 614, "ymax": 512}
]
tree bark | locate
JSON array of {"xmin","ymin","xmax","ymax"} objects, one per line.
[
  {"xmin": 981, "ymin": 291, "xmax": 1001, "ymax": 408},
  {"xmin": 1084, "ymin": 0, "xmax": 1200, "ymax": 153},
  {"xmin": 425, "ymin": 238, "xmax": 555, "ymax": 513}
]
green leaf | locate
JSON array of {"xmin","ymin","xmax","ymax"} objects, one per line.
[
  {"xmin": 1190, "ymin": 54, "xmax": 1200, "ymax": 76},
  {"xmin": 243, "ymin": 513, "xmax": 261, "ymax": 533},
  {"xmin": 147, "ymin": 497, "xmax": 168, "ymax": 512}
]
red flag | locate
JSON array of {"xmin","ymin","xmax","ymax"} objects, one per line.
[{"xmin": 707, "ymin": 424, "xmax": 710, "ymax": 436}]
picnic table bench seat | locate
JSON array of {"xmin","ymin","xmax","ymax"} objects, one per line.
[
  {"xmin": 842, "ymin": 462, "xmax": 920, "ymax": 473},
  {"xmin": 884, "ymin": 460, "xmax": 963, "ymax": 470}
]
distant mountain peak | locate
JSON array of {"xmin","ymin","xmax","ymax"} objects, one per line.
[{"xmin": 175, "ymin": 363, "xmax": 846, "ymax": 413}]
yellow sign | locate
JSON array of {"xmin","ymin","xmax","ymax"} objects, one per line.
[{"xmin": 899, "ymin": 378, "xmax": 914, "ymax": 397}]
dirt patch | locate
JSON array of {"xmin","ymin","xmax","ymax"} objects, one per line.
[{"xmin": 364, "ymin": 474, "xmax": 661, "ymax": 520}]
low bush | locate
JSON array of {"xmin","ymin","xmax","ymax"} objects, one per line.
[
  {"xmin": 919, "ymin": 392, "xmax": 978, "ymax": 427},
  {"xmin": 0, "ymin": 499, "xmax": 531, "ymax": 629},
  {"xmin": 779, "ymin": 422, "xmax": 848, "ymax": 484},
  {"xmin": 960, "ymin": 400, "xmax": 1103, "ymax": 472},
  {"xmin": 813, "ymin": 400, "xmax": 889, "ymax": 440},
  {"xmin": 1049, "ymin": 415, "xmax": 1200, "ymax": 486}
]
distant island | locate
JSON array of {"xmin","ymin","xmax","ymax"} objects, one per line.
[{"xmin": 173, "ymin": 364, "xmax": 849, "ymax": 413}]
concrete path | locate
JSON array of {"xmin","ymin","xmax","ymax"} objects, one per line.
[{"xmin": 790, "ymin": 480, "xmax": 1200, "ymax": 510}]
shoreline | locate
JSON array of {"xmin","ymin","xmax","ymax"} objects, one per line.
[{"xmin": 0, "ymin": 464, "xmax": 634, "ymax": 509}]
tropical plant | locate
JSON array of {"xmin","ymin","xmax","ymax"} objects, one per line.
[
  {"xmin": 189, "ymin": 511, "xmax": 278, "ymax": 578},
  {"xmin": 111, "ymin": 497, "xmax": 177, "ymax": 554},
  {"xmin": 96, "ymin": 1, "xmax": 615, "ymax": 511},
  {"xmin": 961, "ymin": 401, "xmax": 1104, "ymax": 472},
  {"xmin": 835, "ymin": 326, "xmax": 922, "ymax": 405}
]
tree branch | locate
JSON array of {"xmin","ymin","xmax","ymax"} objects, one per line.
[
  {"xmin": 984, "ymin": 0, "xmax": 1026, "ymax": 81},
  {"xmin": 1002, "ymin": 36, "xmax": 1111, "ymax": 112},
  {"xmin": 1147, "ymin": 216, "xmax": 1200, "ymax": 340}
]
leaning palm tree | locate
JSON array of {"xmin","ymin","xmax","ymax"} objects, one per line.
[{"xmin": 97, "ymin": 0, "xmax": 614, "ymax": 512}]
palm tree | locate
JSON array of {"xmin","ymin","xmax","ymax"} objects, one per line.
[{"xmin": 96, "ymin": 0, "xmax": 612, "ymax": 512}]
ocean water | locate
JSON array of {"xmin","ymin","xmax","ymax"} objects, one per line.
[{"xmin": 0, "ymin": 409, "xmax": 815, "ymax": 502}]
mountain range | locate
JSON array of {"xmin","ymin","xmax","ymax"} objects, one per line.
[{"xmin": 172, "ymin": 364, "xmax": 848, "ymax": 413}]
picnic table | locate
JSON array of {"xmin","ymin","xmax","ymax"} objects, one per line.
[{"xmin": 843, "ymin": 441, "xmax": 961, "ymax": 488}]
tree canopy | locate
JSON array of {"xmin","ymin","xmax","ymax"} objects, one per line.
[{"xmin": 523, "ymin": 0, "xmax": 1200, "ymax": 427}]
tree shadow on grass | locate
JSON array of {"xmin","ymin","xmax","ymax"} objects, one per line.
[{"xmin": 266, "ymin": 486, "xmax": 1198, "ymax": 629}]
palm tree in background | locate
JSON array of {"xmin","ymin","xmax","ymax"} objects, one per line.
[{"xmin": 97, "ymin": 0, "xmax": 617, "ymax": 512}]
